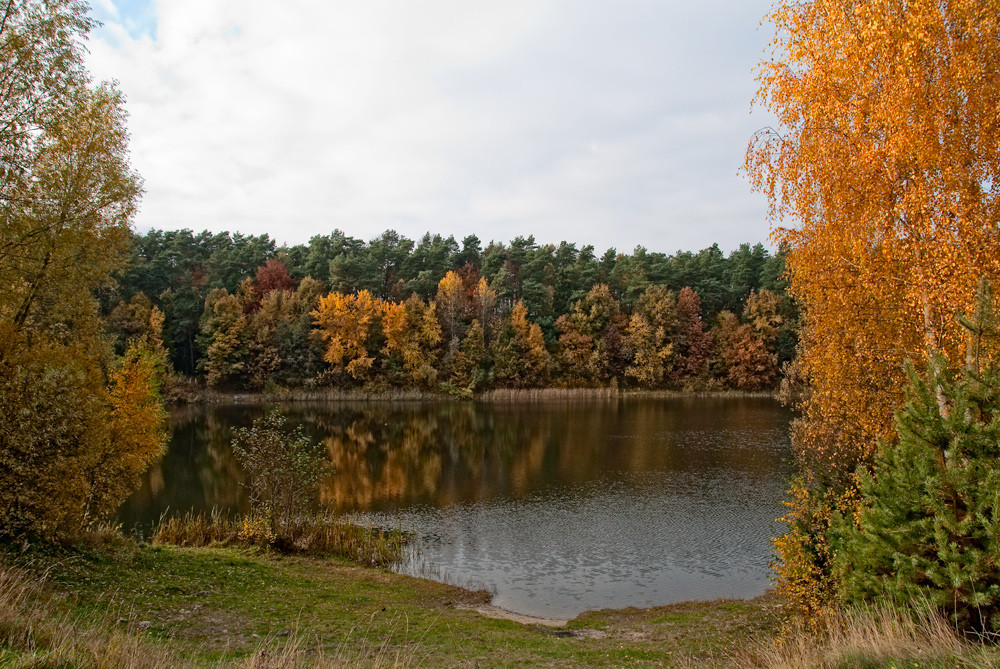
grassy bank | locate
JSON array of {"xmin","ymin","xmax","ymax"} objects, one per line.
[
  {"xmin": 4, "ymin": 539, "xmax": 997, "ymax": 667},
  {"xmin": 2, "ymin": 540, "xmax": 785, "ymax": 667}
]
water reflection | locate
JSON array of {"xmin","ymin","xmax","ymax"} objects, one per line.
[{"xmin": 118, "ymin": 397, "xmax": 793, "ymax": 618}]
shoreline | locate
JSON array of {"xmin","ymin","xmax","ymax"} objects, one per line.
[{"xmin": 171, "ymin": 386, "xmax": 780, "ymax": 406}]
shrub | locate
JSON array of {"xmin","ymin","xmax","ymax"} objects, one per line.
[{"xmin": 232, "ymin": 411, "xmax": 329, "ymax": 533}]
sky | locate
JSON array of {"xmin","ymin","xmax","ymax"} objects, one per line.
[{"xmin": 84, "ymin": 0, "xmax": 779, "ymax": 256}]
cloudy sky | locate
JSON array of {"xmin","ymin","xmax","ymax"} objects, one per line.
[{"xmin": 85, "ymin": 0, "xmax": 778, "ymax": 255}]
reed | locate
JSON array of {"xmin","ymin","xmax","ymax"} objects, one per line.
[
  {"xmin": 476, "ymin": 387, "xmax": 776, "ymax": 402},
  {"xmin": 152, "ymin": 511, "xmax": 406, "ymax": 568}
]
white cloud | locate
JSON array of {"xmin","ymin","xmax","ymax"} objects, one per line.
[
  {"xmin": 85, "ymin": 0, "xmax": 777, "ymax": 254},
  {"xmin": 92, "ymin": 0, "xmax": 118, "ymax": 18}
]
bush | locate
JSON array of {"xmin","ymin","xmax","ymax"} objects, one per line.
[{"xmin": 232, "ymin": 411, "xmax": 329, "ymax": 533}]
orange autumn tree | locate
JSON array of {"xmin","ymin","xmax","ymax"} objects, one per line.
[{"xmin": 747, "ymin": 0, "xmax": 1000, "ymax": 613}]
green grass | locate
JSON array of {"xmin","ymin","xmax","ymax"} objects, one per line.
[
  {"xmin": 5, "ymin": 540, "xmax": 788, "ymax": 667},
  {"xmin": 6, "ymin": 539, "xmax": 999, "ymax": 667}
]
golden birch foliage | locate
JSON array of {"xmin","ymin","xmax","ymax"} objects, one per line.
[
  {"xmin": 511, "ymin": 300, "xmax": 551, "ymax": 386},
  {"xmin": 624, "ymin": 314, "xmax": 669, "ymax": 387},
  {"xmin": 199, "ymin": 288, "xmax": 248, "ymax": 387},
  {"xmin": 554, "ymin": 314, "xmax": 595, "ymax": 386},
  {"xmin": 2, "ymin": 84, "xmax": 140, "ymax": 336},
  {"xmin": 436, "ymin": 270, "xmax": 466, "ymax": 345},
  {"xmin": 85, "ymin": 344, "xmax": 167, "ymax": 521},
  {"xmin": 311, "ymin": 290, "xmax": 385, "ymax": 380},
  {"xmin": 747, "ymin": 0, "xmax": 1000, "ymax": 614},
  {"xmin": 748, "ymin": 0, "xmax": 1000, "ymax": 469},
  {"xmin": 0, "ymin": 16, "xmax": 162, "ymax": 539},
  {"xmin": 743, "ymin": 289, "xmax": 782, "ymax": 345},
  {"xmin": 474, "ymin": 277, "xmax": 499, "ymax": 342}
]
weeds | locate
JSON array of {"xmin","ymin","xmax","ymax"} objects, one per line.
[
  {"xmin": 0, "ymin": 559, "xmax": 175, "ymax": 668},
  {"xmin": 0, "ymin": 555, "xmax": 423, "ymax": 667}
]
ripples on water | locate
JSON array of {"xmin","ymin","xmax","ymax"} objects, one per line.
[
  {"xmin": 359, "ymin": 457, "xmax": 788, "ymax": 618},
  {"xmin": 120, "ymin": 397, "xmax": 793, "ymax": 619}
]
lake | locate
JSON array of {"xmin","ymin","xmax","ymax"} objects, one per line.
[{"xmin": 119, "ymin": 396, "xmax": 794, "ymax": 619}]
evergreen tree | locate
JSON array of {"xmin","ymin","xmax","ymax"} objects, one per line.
[{"xmin": 836, "ymin": 356, "xmax": 1000, "ymax": 632}]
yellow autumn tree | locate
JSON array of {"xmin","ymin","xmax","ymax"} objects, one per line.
[
  {"xmin": 747, "ymin": 0, "xmax": 1000, "ymax": 613},
  {"xmin": 623, "ymin": 314, "xmax": 669, "ymax": 387},
  {"xmin": 312, "ymin": 290, "xmax": 386, "ymax": 381},
  {"xmin": 383, "ymin": 295, "xmax": 442, "ymax": 388},
  {"xmin": 199, "ymin": 288, "xmax": 249, "ymax": 387},
  {"xmin": 436, "ymin": 270, "xmax": 467, "ymax": 347},
  {"xmin": 0, "ymin": 5, "xmax": 165, "ymax": 539},
  {"xmin": 494, "ymin": 301, "xmax": 550, "ymax": 387},
  {"xmin": 473, "ymin": 277, "xmax": 499, "ymax": 343}
]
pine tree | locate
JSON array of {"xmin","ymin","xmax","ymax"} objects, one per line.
[{"xmin": 836, "ymin": 356, "xmax": 1000, "ymax": 632}]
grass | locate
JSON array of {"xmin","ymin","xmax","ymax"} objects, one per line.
[
  {"xmin": 1, "ymin": 539, "xmax": 789, "ymax": 667},
  {"xmin": 3, "ymin": 537, "xmax": 998, "ymax": 667}
]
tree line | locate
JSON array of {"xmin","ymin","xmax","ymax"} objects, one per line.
[{"xmin": 104, "ymin": 229, "xmax": 798, "ymax": 394}]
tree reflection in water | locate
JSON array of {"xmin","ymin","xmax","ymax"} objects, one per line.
[{"xmin": 118, "ymin": 397, "xmax": 792, "ymax": 617}]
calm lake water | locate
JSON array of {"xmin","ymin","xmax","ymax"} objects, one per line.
[{"xmin": 119, "ymin": 397, "xmax": 794, "ymax": 619}]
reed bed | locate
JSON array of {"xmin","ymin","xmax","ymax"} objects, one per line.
[
  {"xmin": 153, "ymin": 511, "xmax": 406, "ymax": 568},
  {"xmin": 477, "ymin": 387, "xmax": 777, "ymax": 402},
  {"xmin": 194, "ymin": 387, "xmax": 445, "ymax": 405},
  {"xmin": 177, "ymin": 385, "xmax": 778, "ymax": 407}
]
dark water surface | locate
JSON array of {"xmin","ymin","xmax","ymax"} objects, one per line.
[{"xmin": 119, "ymin": 397, "xmax": 794, "ymax": 619}]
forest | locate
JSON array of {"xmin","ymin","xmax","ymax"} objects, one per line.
[{"xmin": 104, "ymin": 229, "xmax": 797, "ymax": 394}]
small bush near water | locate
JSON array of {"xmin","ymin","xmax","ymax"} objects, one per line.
[
  {"xmin": 155, "ymin": 410, "xmax": 407, "ymax": 567},
  {"xmin": 231, "ymin": 410, "xmax": 329, "ymax": 535},
  {"xmin": 153, "ymin": 511, "xmax": 406, "ymax": 567}
]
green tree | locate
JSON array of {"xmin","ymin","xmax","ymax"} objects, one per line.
[{"xmin": 836, "ymin": 357, "xmax": 1000, "ymax": 633}]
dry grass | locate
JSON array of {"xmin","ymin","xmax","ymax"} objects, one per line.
[
  {"xmin": 152, "ymin": 511, "xmax": 406, "ymax": 568},
  {"xmin": 736, "ymin": 603, "xmax": 999, "ymax": 668},
  {"xmin": 0, "ymin": 558, "xmax": 176, "ymax": 668}
]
